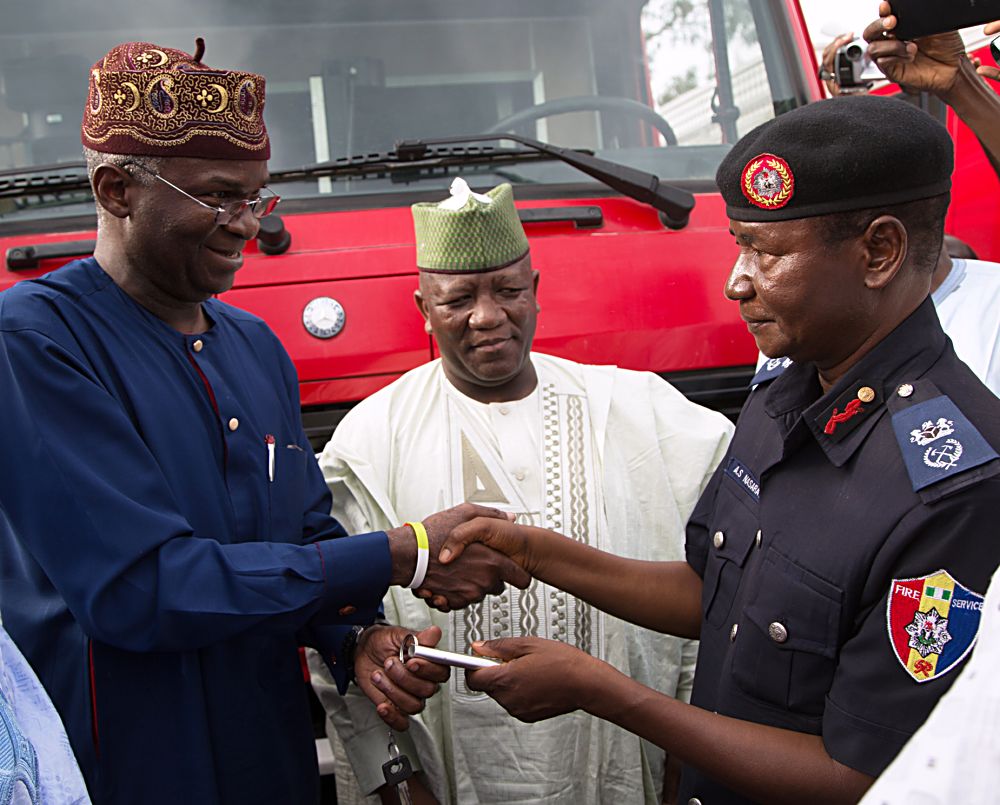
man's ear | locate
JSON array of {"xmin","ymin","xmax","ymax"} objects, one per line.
[
  {"xmin": 413, "ymin": 288, "xmax": 433, "ymax": 335},
  {"xmin": 532, "ymin": 269, "xmax": 540, "ymax": 312},
  {"xmin": 862, "ymin": 215, "xmax": 907, "ymax": 290},
  {"xmin": 92, "ymin": 164, "xmax": 133, "ymax": 220}
]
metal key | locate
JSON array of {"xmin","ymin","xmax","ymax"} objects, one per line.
[
  {"xmin": 399, "ymin": 633, "xmax": 502, "ymax": 670},
  {"xmin": 383, "ymin": 730, "xmax": 414, "ymax": 805}
]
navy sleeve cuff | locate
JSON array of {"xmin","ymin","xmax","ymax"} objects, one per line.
[
  {"xmin": 313, "ymin": 530, "xmax": 391, "ymax": 623},
  {"xmin": 310, "ymin": 624, "xmax": 355, "ymax": 694}
]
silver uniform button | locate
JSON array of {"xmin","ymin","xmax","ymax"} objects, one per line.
[
  {"xmin": 713, "ymin": 531, "xmax": 725, "ymax": 549},
  {"xmin": 192, "ymin": 339, "xmax": 204, "ymax": 353},
  {"xmin": 228, "ymin": 417, "xmax": 240, "ymax": 432},
  {"xmin": 755, "ymin": 529, "xmax": 762, "ymax": 548},
  {"xmin": 897, "ymin": 383, "xmax": 914, "ymax": 398},
  {"xmin": 688, "ymin": 799, "xmax": 703, "ymax": 805},
  {"xmin": 730, "ymin": 623, "xmax": 739, "ymax": 642},
  {"xmin": 768, "ymin": 622, "xmax": 788, "ymax": 643}
]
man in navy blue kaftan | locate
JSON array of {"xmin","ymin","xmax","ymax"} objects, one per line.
[{"xmin": 0, "ymin": 40, "xmax": 524, "ymax": 805}]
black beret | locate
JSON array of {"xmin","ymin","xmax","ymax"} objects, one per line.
[{"xmin": 716, "ymin": 95, "xmax": 953, "ymax": 222}]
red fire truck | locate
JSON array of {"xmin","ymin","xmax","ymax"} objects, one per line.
[{"xmin": 1, "ymin": 0, "xmax": 997, "ymax": 452}]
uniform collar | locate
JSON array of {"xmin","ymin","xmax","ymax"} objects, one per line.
[{"xmin": 764, "ymin": 297, "xmax": 947, "ymax": 467}]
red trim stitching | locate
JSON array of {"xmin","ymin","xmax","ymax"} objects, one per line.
[
  {"xmin": 187, "ymin": 352, "xmax": 228, "ymax": 467},
  {"xmin": 314, "ymin": 542, "xmax": 328, "ymax": 595},
  {"xmin": 89, "ymin": 640, "xmax": 100, "ymax": 758}
]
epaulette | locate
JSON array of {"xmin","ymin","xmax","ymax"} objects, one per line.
[
  {"xmin": 750, "ymin": 356, "xmax": 792, "ymax": 386},
  {"xmin": 888, "ymin": 380, "xmax": 1000, "ymax": 502}
]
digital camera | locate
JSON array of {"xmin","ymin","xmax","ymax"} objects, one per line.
[{"xmin": 834, "ymin": 39, "xmax": 882, "ymax": 92}]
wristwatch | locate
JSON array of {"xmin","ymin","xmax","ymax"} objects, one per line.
[{"xmin": 341, "ymin": 619, "xmax": 388, "ymax": 683}]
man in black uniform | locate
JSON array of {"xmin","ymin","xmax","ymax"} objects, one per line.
[
  {"xmin": 427, "ymin": 94, "xmax": 1000, "ymax": 805},
  {"xmin": 678, "ymin": 93, "xmax": 1000, "ymax": 802}
]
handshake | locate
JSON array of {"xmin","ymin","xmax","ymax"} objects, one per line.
[{"xmin": 348, "ymin": 505, "xmax": 543, "ymax": 729}]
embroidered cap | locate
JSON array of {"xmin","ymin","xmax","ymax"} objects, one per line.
[
  {"xmin": 716, "ymin": 95, "xmax": 952, "ymax": 222},
  {"xmin": 82, "ymin": 38, "xmax": 269, "ymax": 160},
  {"xmin": 412, "ymin": 180, "xmax": 530, "ymax": 273}
]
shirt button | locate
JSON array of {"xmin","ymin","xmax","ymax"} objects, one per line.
[
  {"xmin": 713, "ymin": 531, "xmax": 725, "ymax": 549},
  {"xmin": 730, "ymin": 623, "xmax": 739, "ymax": 642},
  {"xmin": 339, "ymin": 605, "xmax": 356, "ymax": 616},
  {"xmin": 192, "ymin": 339, "xmax": 204, "ymax": 353},
  {"xmin": 768, "ymin": 622, "xmax": 789, "ymax": 643},
  {"xmin": 688, "ymin": 799, "xmax": 703, "ymax": 805},
  {"xmin": 755, "ymin": 529, "xmax": 762, "ymax": 548},
  {"xmin": 499, "ymin": 406, "xmax": 510, "ymax": 416},
  {"xmin": 897, "ymin": 383, "xmax": 914, "ymax": 398},
  {"xmin": 228, "ymin": 418, "xmax": 240, "ymax": 432},
  {"xmin": 514, "ymin": 470, "xmax": 526, "ymax": 481}
]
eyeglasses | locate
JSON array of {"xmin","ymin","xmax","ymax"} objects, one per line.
[{"xmin": 127, "ymin": 162, "xmax": 280, "ymax": 225}]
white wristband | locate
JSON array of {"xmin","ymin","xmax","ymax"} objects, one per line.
[{"xmin": 405, "ymin": 521, "xmax": 430, "ymax": 589}]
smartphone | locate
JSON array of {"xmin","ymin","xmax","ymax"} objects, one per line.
[{"xmin": 892, "ymin": 0, "xmax": 1000, "ymax": 40}]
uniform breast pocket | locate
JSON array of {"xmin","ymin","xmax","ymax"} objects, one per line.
[
  {"xmin": 733, "ymin": 547, "xmax": 843, "ymax": 715},
  {"xmin": 267, "ymin": 439, "xmax": 308, "ymax": 541},
  {"xmin": 702, "ymin": 487, "xmax": 759, "ymax": 629}
]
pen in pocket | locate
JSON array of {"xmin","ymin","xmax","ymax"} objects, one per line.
[{"xmin": 265, "ymin": 434, "xmax": 275, "ymax": 482}]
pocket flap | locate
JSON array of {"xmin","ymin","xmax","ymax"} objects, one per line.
[{"xmin": 744, "ymin": 548, "xmax": 843, "ymax": 658}]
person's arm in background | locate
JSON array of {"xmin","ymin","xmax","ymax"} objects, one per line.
[{"xmin": 865, "ymin": 3, "xmax": 1000, "ymax": 179}]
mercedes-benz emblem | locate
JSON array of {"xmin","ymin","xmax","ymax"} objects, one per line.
[{"xmin": 302, "ymin": 297, "xmax": 346, "ymax": 339}]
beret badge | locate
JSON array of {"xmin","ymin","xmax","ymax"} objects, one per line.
[{"xmin": 741, "ymin": 153, "xmax": 794, "ymax": 210}]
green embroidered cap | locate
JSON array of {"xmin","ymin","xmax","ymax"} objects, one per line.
[{"xmin": 412, "ymin": 181, "xmax": 530, "ymax": 273}]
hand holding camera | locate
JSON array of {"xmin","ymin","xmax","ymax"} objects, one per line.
[{"xmin": 819, "ymin": 33, "xmax": 864, "ymax": 96}]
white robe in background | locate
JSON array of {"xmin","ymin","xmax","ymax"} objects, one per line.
[
  {"xmin": 0, "ymin": 619, "xmax": 91, "ymax": 805},
  {"xmin": 310, "ymin": 353, "xmax": 732, "ymax": 805},
  {"xmin": 931, "ymin": 258, "xmax": 1000, "ymax": 397}
]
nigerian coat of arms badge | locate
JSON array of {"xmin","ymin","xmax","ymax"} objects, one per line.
[{"xmin": 740, "ymin": 153, "xmax": 795, "ymax": 210}]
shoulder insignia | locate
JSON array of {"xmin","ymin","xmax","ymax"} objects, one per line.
[
  {"xmin": 887, "ymin": 570, "xmax": 984, "ymax": 683},
  {"xmin": 814, "ymin": 381, "xmax": 881, "ymax": 443},
  {"xmin": 890, "ymin": 395, "xmax": 999, "ymax": 491},
  {"xmin": 751, "ymin": 356, "xmax": 792, "ymax": 386}
]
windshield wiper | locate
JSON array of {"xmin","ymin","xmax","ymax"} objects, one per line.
[
  {"xmin": 395, "ymin": 134, "xmax": 694, "ymax": 228},
  {"xmin": 0, "ymin": 162, "xmax": 91, "ymax": 200},
  {"xmin": 272, "ymin": 134, "xmax": 694, "ymax": 229},
  {"xmin": 270, "ymin": 145, "xmax": 550, "ymax": 181},
  {"xmin": 3, "ymin": 137, "xmax": 696, "ymax": 230}
]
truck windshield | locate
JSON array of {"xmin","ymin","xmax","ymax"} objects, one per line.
[{"xmin": 0, "ymin": 0, "xmax": 808, "ymax": 223}]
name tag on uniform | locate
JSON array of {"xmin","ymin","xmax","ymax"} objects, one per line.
[{"xmin": 725, "ymin": 457, "xmax": 761, "ymax": 502}]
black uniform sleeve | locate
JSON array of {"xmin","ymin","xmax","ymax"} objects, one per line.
[{"xmin": 823, "ymin": 476, "xmax": 1000, "ymax": 776}]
